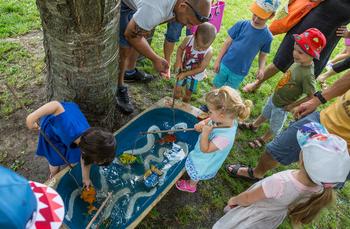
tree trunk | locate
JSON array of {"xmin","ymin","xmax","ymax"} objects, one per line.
[{"xmin": 36, "ymin": 0, "xmax": 120, "ymax": 128}]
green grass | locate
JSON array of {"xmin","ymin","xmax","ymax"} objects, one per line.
[
  {"xmin": 1, "ymin": 0, "xmax": 349, "ymax": 228},
  {"xmin": 0, "ymin": 0, "xmax": 40, "ymax": 38}
]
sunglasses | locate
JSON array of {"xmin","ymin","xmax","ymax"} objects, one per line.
[{"xmin": 184, "ymin": 2, "xmax": 211, "ymax": 23}]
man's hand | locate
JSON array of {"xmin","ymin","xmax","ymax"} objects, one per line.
[
  {"xmin": 336, "ymin": 26, "xmax": 350, "ymax": 38},
  {"xmin": 293, "ymin": 97, "xmax": 321, "ymax": 119},
  {"xmin": 152, "ymin": 57, "xmax": 169, "ymax": 78},
  {"xmin": 256, "ymin": 68, "xmax": 265, "ymax": 81}
]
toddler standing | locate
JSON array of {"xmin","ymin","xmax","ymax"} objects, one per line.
[
  {"xmin": 176, "ymin": 86, "xmax": 252, "ymax": 193},
  {"xmin": 213, "ymin": 122, "xmax": 350, "ymax": 229},
  {"xmin": 174, "ymin": 22, "xmax": 217, "ymax": 102}
]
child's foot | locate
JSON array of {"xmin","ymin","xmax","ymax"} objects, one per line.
[
  {"xmin": 176, "ymin": 179, "xmax": 197, "ymax": 193},
  {"xmin": 242, "ymin": 81, "xmax": 260, "ymax": 93},
  {"xmin": 238, "ymin": 122, "xmax": 258, "ymax": 132}
]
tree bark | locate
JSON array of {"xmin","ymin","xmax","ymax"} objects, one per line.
[{"xmin": 36, "ymin": 0, "xmax": 120, "ymax": 129}]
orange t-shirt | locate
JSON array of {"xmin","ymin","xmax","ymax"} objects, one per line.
[
  {"xmin": 321, "ymin": 90, "xmax": 350, "ymax": 149},
  {"xmin": 269, "ymin": 0, "xmax": 321, "ymax": 35}
]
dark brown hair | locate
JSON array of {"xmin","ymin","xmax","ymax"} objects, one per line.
[
  {"xmin": 79, "ymin": 127, "xmax": 116, "ymax": 166},
  {"xmin": 195, "ymin": 22, "xmax": 217, "ymax": 46}
]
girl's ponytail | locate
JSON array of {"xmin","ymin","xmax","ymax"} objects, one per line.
[
  {"xmin": 289, "ymin": 188, "xmax": 335, "ymax": 225},
  {"xmin": 237, "ymin": 99, "xmax": 253, "ymax": 121}
]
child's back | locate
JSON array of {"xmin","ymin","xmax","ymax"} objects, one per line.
[{"xmin": 213, "ymin": 170, "xmax": 322, "ymax": 229}]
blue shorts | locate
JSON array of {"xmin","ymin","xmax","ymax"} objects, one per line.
[
  {"xmin": 176, "ymin": 77, "xmax": 198, "ymax": 92},
  {"xmin": 165, "ymin": 21, "xmax": 192, "ymax": 43},
  {"xmin": 262, "ymin": 96, "xmax": 288, "ymax": 135},
  {"xmin": 212, "ymin": 63, "xmax": 245, "ymax": 89},
  {"xmin": 266, "ymin": 112, "xmax": 321, "ymax": 165},
  {"xmin": 119, "ymin": 2, "xmax": 135, "ymax": 47}
]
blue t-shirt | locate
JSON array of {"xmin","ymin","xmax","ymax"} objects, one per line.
[{"xmin": 221, "ymin": 20, "xmax": 273, "ymax": 76}]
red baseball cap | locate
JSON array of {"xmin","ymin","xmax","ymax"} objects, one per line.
[{"xmin": 293, "ymin": 28, "xmax": 326, "ymax": 60}]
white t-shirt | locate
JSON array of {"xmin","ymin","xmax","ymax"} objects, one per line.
[{"xmin": 122, "ymin": 0, "xmax": 177, "ymax": 31}]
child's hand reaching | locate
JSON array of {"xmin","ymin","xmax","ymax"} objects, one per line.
[
  {"xmin": 26, "ymin": 113, "xmax": 40, "ymax": 130},
  {"xmin": 83, "ymin": 178, "xmax": 92, "ymax": 190}
]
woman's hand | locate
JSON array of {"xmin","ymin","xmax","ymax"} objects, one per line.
[{"xmin": 26, "ymin": 113, "xmax": 40, "ymax": 130}]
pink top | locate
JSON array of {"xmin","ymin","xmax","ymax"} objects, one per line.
[
  {"xmin": 262, "ymin": 170, "xmax": 322, "ymax": 199},
  {"xmin": 345, "ymin": 38, "xmax": 350, "ymax": 46}
]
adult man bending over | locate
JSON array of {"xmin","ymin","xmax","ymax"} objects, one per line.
[{"xmin": 118, "ymin": 0, "xmax": 211, "ymax": 113}]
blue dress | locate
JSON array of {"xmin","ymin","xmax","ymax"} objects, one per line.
[
  {"xmin": 36, "ymin": 102, "xmax": 90, "ymax": 166},
  {"xmin": 185, "ymin": 121, "xmax": 238, "ymax": 181}
]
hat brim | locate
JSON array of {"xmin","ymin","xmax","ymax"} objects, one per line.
[
  {"xmin": 29, "ymin": 181, "xmax": 65, "ymax": 229},
  {"xmin": 250, "ymin": 2, "xmax": 272, "ymax": 20}
]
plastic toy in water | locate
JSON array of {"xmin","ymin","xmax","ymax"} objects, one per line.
[
  {"xmin": 119, "ymin": 152, "xmax": 142, "ymax": 165},
  {"xmin": 80, "ymin": 186, "xmax": 98, "ymax": 214},
  {"xmin": 164, "ymin": 143, "xmax": 185, "ymax": 161},
  {"xmin": 156, "ymin": 134, "xmax": 176, "ymax": 144},
  {"xmin": 144, "ymin": 165, "xmax": 163, "ymax": 188}
]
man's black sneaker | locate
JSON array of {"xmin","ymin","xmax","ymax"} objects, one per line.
[
  {"xmin": 124, "ymin": 68, "xmax": 154, "ymax": 83},
  {"xmin": 116, "ymin": 86, "xmax": 134, "ymax": 114}
]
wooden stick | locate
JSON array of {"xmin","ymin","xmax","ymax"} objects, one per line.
[
  {"xmin": 140, "ymin": 125, "xmax": 231, "ymax": 135},
  {"xmin": 86, "ymin": 192, "xmax": 113, "ymax": 229}
]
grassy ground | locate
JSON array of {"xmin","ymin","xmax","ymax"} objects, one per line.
[{"xmin": 1, "ymin": 0, "xmax": 349, "ymax": 228}]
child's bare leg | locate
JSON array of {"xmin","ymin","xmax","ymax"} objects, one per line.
[
  {"xmin": 252, "ymin": 115, "xmax": 267, "ymax": 129},
  {"xmin": 49, "ymin": 165, "xmax": 60, "ymax": 178},
  {"xmin": 174, "ymin": 86, "xmax": 182, "ymax": 99},
  {"xmin": 189, "ymin": 179, "xmax": 198, "ymax": 188},
  {"xmin": 182, "ymin": 89, "xmax": 192, "ymax": 103},
  {"xmin": 261, "ymin": 129, "xmax": 273, "ymax": 142}
]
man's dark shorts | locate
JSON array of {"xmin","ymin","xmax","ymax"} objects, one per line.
[
  {"xmin": 266, "ymin": 112, "xmax": 321, "ymax": 165},
  {"xmin": 119, "ymin": 2, "xmax": 135, "ymax": 47}
]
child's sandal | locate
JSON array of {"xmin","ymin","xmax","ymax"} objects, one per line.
[
  {"xmin": 248, "ymin": 137, "xmax": 265, "ymax": 148},
  {"xmin": 176, "ymin": 179, "xmax": 197, "ymax": 193},
  {"xmin": 238, "ymin": 122, "xmax": 257, "ymax": 132}
]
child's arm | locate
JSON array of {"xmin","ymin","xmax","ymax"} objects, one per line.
[
  {"xmin": 194, "ymin": 118, "xmax": 211, "ymax": 132},
  {"xmin": 256, "ymin": 52, "xmax": 268, "ymax": 80},
  {"xmin": 26, "ymin": 101, "xmax": 65, "ymax": 130},
  {"xmin": 228, "ymin": 185, "xmax": 267, "ymax": 207},
  {"xmin": 176, "ymin": 49, "xmax": 213, "ymax": 80},
  {"xmin": 200, "ymin": 124, "xmax": 220, "ymax": 153},
  {"xmin": 213, "ymin": 37, "xmax": 233, "ymax": 73},
  {"xmin": 81, "ymin": 156, "xmax": 92, "ymax": 188},
  {"xmin": 174, "ymin": 36, "xmax": 190, "ymax": 72}
]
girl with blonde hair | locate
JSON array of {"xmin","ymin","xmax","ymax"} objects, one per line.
[{"xmin": 176, "ymin": 86, "xmax": 252, "ymax": 193}]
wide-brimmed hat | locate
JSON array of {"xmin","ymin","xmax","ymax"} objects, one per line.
[
  {"xmin": 0, "ymin": 166, "xmax": 65, "ymax": 228},
  {"xmin": 297, "ymin": 122, "xmax": 350, "ymax": 187}
]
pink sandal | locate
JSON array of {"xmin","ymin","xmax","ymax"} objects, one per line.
[{"xmin": 176, "ymin": 179, "xmax": 197, "ymax": 193}]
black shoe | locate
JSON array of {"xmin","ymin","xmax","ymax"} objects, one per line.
[
  {"xmin": 116, "ymin": 86, "xmax": 134, "ymax": 114},
  {"xmin": 124, "ymin": 68, "xmax": 154, "ymax": 83}
]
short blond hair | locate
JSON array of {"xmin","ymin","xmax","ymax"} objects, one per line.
[{"xmin": 205, "ymin": 86, "xmax": 253, "ymax": 120}]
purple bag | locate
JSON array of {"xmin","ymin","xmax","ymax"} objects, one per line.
[{"xmin": 189, "ymin": 0, "xmax": 225, "ymax": 34}]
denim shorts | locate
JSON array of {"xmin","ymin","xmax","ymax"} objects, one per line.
[
  {"xmin": 119, "ymin": 2, "xmax": 135, "ymax": 47},
  {"xmin": 266, "ymin": 112, "xmax": 321, "ymax": 165},
  {"xmin": 165, "ymin": 21, "xmax": 192, "ymax": 43},
  {"xmin": 212, "ymin": 63, "xmax": 245, "ymax": 89},
  {"xmin": 262, "ymin": 96, "xmax": 288, "ymax": 135},
  {"xmin": 176, "ymin": 77, "xmax": 198, "ymax": 92}
]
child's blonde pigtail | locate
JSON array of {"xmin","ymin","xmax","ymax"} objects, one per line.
[{"xmin": 237, "ymin": 99, "xmax": 253, "ymax": 121}]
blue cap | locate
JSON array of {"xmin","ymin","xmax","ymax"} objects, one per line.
[{"xmin": 0, "ymin": 166, "xmax": 37, "ymax": 228}]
